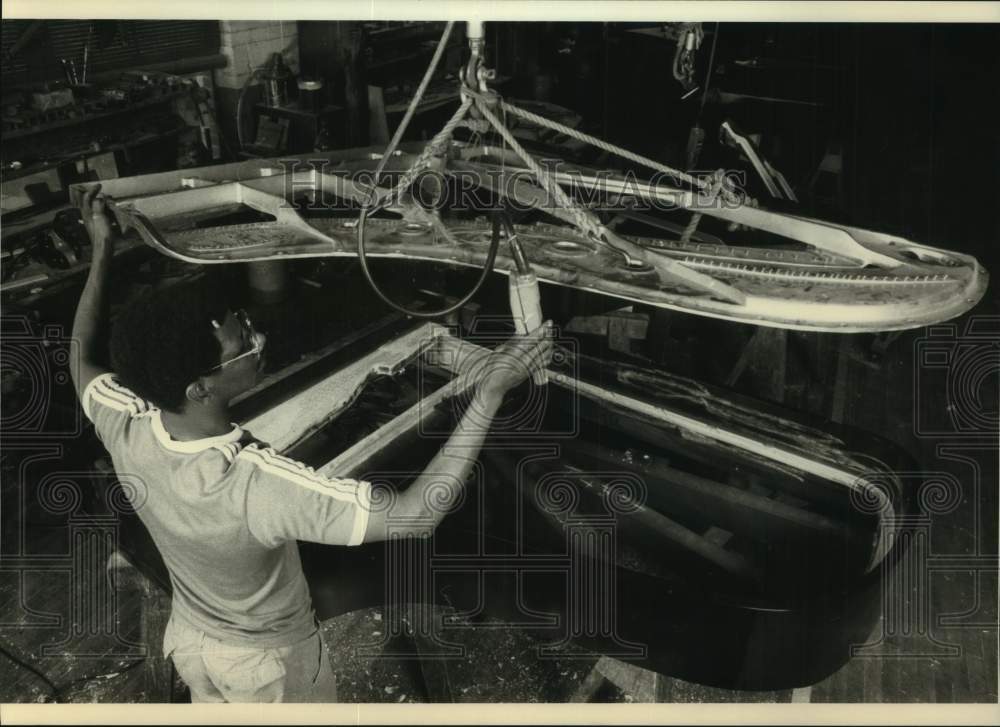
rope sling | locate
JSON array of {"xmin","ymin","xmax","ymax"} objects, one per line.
[{"xmin": 357, "ymin": 22, "xmax": 749, "ymax": 313}]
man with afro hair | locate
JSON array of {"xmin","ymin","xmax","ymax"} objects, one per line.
[{"xmin": 71, "ymin": 185, "xmax": 553, "ymax": 703}]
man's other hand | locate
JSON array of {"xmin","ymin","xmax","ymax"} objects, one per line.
[
  {"xmin": 476, "ymin": 321, "xmax": 554, "ymax": 406},
  {"xmin": 79, "ymin": 184, "xmax": 115, "ymax": 256}
]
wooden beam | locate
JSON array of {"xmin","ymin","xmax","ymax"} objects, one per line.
[
  {"xmin": 570, "ymin": 662, "xmax": 609, "ymax": 702},
  {"xmin": 231, "ymin": 310, "xmax": 407, "ymax": 412},
  {"xmin": 243, "ymin": 323, "xmax": 443, "ymax": 452},
  {"xmin": 596, "ymin": 656, "xmax": 660, "ymax": 702},
  {"xmin": 317, "ymin": 326, "xmax": 471, "ymax": 479}
]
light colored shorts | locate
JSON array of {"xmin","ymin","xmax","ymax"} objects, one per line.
[{"xmin": 163, "ymin": 616, "xmax": 338, "ymax": 703}]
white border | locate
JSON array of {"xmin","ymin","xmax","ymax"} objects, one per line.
[
  {"xmin": 2, "ymin": 1, "xmax": 997, "ymax": 724},
  {"xmin": 2, "ymin": 702, "xmax": 1000, "ymax": 724},
  {"xmin": 3, "ymin": 1, "xmax": 1000, "ymax": 22}
]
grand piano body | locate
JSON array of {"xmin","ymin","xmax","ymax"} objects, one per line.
[{"xmin": 97, "ymin": 314, "xmax": 916, "ymax": 690}]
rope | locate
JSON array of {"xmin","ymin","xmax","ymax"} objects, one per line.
[
  {"xmin": 354, "ymin": 25, "xmax": 745, "ymax": 313},
  {"xmin": 498, "ymin": 99, "xmax": 707, "ymax": 191},
  {"xmin": 471, "ymin": 93, "xmax": 605, "ymax": 241},
  {"xmin": 369, "ymin": 96, "xmax": 473, "ymax": 212},
  {"xmin": 680, "ymin": 213, "xmax": 703, "ymax": 243},
  {"xmin": 470, "ymin": 90, "xmax": 649, "ymax": 264},
  {"xmin": 356, "ymin": 95, "xmax": 490, "ymax": 320},
  {"xmin": 357, "ymin": 22, "xmax": 487, "ymax": 320},
  {"xmin": 370, "ymin": 21, "xmax": 455, "ymax": 189},
  {"xmin": 679, "ymin": 170, "xmax": 737, "ymax": 242},
  {"xmin": 698, "ymin": 22, "xmax": 720, "ymax": 119}
]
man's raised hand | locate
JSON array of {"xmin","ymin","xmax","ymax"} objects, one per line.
[
  {"xmin": 476, "ymin": 321, "xmax": 555, "ymax": 406},
  {"xmin": 79, "ymin": 184, "xmax": 115, "ymax": 256}
]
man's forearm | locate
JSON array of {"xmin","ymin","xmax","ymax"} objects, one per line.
[
  {"xmin": 70, "ymin": 247, "xmax": 113, "ymax": 383},
  {"xmin": 360, "ymin": 323, "xmax": 551, "ymax": 543},
  {"xmin": 400, "ymin": 388, "xmax": 502, "ymax": 527}
]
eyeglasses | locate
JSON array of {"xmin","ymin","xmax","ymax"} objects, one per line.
[{"xmin": 206, "ymin": 309, "xmax": 264, "ymax": 373}]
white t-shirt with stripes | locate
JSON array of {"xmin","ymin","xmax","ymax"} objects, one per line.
[{"xmin": 83, "ymin": 372, "xmax": 372, "ymax": 648}]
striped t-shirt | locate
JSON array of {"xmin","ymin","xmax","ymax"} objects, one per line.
[{"xmin": 83, "ymin": 372, "xmax": 372, "ymax": 648}]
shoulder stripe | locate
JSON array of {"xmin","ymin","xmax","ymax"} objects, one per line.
[
  {"xmin": 89, "ymin": 388, "xmax": 134, "ymax": 414},
  {"xmin": 82, "ymin": 373, "xmax": 113, "ymax": 420},
  {"xmin": 240, "ymin": 446, "xmax": 364, "ymax": 503},
  {"xmin": 243, "ymin": 449, "xmax": 349, "ymax": 499},
  {"xmin": 213, "ymin": 441, "xmax": 242, "ymax": 464},
  {"xmin": 101, "ymin": 378, "xmax": 149, "ymax": 413},
  {"xmin": 254, "ymin": 446, "xmax": 365, "ymax": 498},
  {"xmin": 90, "ymin": 378, "xmax": 150, "ymax": 418},
  {"xmin": 349, "ymin": 481, "xmax": 371, "ymax": 546},
  {"xmin": 100, "ymin": 376, "xmax": 134, "ymax": 396},
  {"xmin": 245, "ymin": 445, "xmax": 356, "ymax": 489},
  {"xmin": 92, "ymin": 383, "xmax": 141, "ymax": 416}
]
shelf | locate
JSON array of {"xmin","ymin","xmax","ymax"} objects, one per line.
[
  {"xmin": 1, "ymin": 237, "xmax": 145, "ymax": 300},
  {"xmin": 2, "ymin": 124, "xmax": 189, "ymax": 184},
  {"xmin": 3, "ymin": 89, "xmax": 190, "ymax": 141},
  {"xmin": 367, "ymin": 42, "xmax": 464, "ymax": 72}
]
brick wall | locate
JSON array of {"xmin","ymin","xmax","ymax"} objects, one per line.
[{"xmin": 214, "ymin": 21, "xmax": 299, "ymax": 90}]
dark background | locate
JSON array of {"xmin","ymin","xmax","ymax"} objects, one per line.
[
  {"xmin": 4, "ymin": 20, "xmax": 998, "ymax": 267},
  {"xmin": 484, "ymin": 22, "xmax": 1000, "ymax": 268}
]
